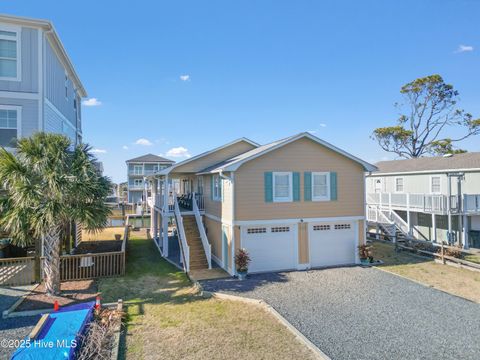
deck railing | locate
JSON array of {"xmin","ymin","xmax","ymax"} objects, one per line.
[
  {"xmin": 173, "ymin": 193, "xmax": 190, "ymax": 272},
  {"xmin": 192, "ymin": 193, "xmax": 211, "ymax": 269},
  {"xmin": 0, "ymin": 256, "xmax": 35, "ymax": 286},
  {"xmin": 367, "ymin": 192, "xmax": 462, "ymax": 214}
]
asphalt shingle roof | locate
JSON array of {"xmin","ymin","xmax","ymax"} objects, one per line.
[
  {"xmin": 374, "ymin": 152, "xmax": 480, "ymax": 173},
  {"xmin": 126, "ymin": 153, "xmax": 175, "ymax": 163}
]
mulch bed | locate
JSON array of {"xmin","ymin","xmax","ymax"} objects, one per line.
[
  {"xmin": 75, "ymin": 240, "xmax": 122, "ymax": 254},
  {"xmin": 16, "ymin": 280, "xmax": 98, "ymax": 311}
]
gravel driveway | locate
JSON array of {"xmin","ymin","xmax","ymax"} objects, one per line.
[
  {"xmin": 0, "ymin": 285, "xmax": 39, "ymax": 359},
  {"xmin": 201, "ymin": 267, "xmax": 480, "ymax": 360}
]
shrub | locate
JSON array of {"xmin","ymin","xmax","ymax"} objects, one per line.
[{"xmin": 235, "ymin": 248, "xmax": 251, "ymax": 272}]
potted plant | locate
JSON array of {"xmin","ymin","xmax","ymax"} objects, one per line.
[
  {"xmin": 235, "ymin": 248, "xmax": 251, "ymax": 280},
  {"xmin": 115, "ymin": 234, "xmax": 122, "ymax": 241},
  {"xmin": 358, "ymin": 244, "xmax": 373, "ymax": 264}
]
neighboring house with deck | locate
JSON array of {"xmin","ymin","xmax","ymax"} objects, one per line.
[
  {"xmin": 366, "ymin": 153, "xmax": 480, "ymax": 249},
  {"xmin": 147, "ymin": 132, "xmax": 376, "ymax": 276},
  {"xmin": 0, "ymin": 14, "xmax": 86, "ymax": 149},
  {"xmin": 126, "ymin": 153, "xmax": 174, "ymax": 204}
]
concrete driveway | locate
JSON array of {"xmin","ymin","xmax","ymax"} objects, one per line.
[{"xmin": 200, "ymin": 266, "xmax": 480, "ymax": 360}]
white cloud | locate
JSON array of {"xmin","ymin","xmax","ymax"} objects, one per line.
[
  {"xmin": 82, "ymin": 98, "xmax": 102, "ymax": 106},
  {"xmin": 179, "ymin": 75, "xmax": 190, "ymax": 82},
  {"xmin": 319, "ymin": 123, "xmax": 327, "ymax": 127},
  {"xmin": 455, "ymin": 44, "xmax": 474, "ymax": 53},
  {"xmin": 91, "ymin": 148, "xmax": 107, "ymax": 154},
  {"xmin": 135, "ymin": 138, "xmax": 153, "ymax": 146},
  {"xmin": 122, "ymin": 145, "xmax": 129, "ymax": 150},
  {"xmin": 166, "ymin": 146, "xmax": 191, "ymax": 158},
  {"xmin": 307, "ymin": 130, "xmax": 317, "ymax": 134}
]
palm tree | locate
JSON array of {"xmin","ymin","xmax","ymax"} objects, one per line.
[{"xmin": 0, "ymin": 133, "xmax": 111, "ymax": 295}]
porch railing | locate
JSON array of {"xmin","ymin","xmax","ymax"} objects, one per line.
[
  {"xmin": 0, "ymin": 256, "xmax": 35, "ymax": 286},
  {"xmin": 173, "ymin": 193, "xmax": 190, "ymax": 272},
  {"xmin": 192, "ymin": 193, "xmax": 211, "ymax": 269},
  {"xmin": 464, "ymin": 194, "xmax": 480, "ymax": 213},
  {"xmin": 367, "ymin": 192, "xmax": 459, "ymax": 214}
]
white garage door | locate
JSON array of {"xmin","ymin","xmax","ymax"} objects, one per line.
[
  {"xmin": 309, "ymin": 222, "xmax": 356, "ymax": 268},
  {"xmin": 241, "ymin": 225, "xmax": 297, "ymax": 273}
]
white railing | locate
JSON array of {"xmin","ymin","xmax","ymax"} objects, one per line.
[
  {"xmin": 194, "ymin": 193, "xmax": 205, "ymax": 211},
  {"xmin": 385, "ymin": 209, "xmax": 410, "ymax": 235},
  {"xmin": 367, "ymin": 192, "xmax": 454, "ymax": 214},
  {"xmin": 146, "ymin": 197, "xmax": 153, "ymax": 208},
  {"xmin": 173, "ymin": 193, "xmax": 190, "ymax": 272},
  {"xmin": 192, "ymin": 193, "xmax": 211, "ymax": 269},
  {"xmin": 464, "ymin": 194, "xmax": 480, "ymax": 213},
  {"xmin": 367, "ymin": 206, "xmax": 378, "ymax": 222}
]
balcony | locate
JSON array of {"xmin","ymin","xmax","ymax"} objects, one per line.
[{"xmin": 128, "ymin": 169, "xmax": 159, "ymax": 176}]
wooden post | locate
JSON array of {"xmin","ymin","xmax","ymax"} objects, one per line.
[{"xmin": 441, "ymin": 242, "xmax": 446, "ymax": 265}]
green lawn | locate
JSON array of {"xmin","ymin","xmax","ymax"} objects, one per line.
[
  {"xmin": 372, "ymin": 241, "xmax": 480, "ymax": 303},
  {"xmin": 98, "ymin": 234, "xmax": 316, "ymax": 360}
]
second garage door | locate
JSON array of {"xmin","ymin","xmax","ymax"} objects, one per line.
[
  {"xmin": 309, "ymin": 222, "xmax": 356, "ymax": 268},
  {"xmin": 241, "ymin": 225, "xmax": 297, "ymax": 273}
]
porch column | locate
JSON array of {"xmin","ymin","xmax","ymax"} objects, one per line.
[
  {"xmin": 432, "ymin": 213, "xmax": 437, "ymax": 243},
  {"xmin": 406, "ymin": 193, "xmax": 412, "ymax": 236},
  {"xmin": 163, "ymin": 215, "xmax": 169, "ymax": 257},
  {"xmin": 150, "ymin": 178, "xmax": 158, "ymax": 238},
  {"xmin": 463, "ymin": 214, "xmax": 469, "ymax": 249}
]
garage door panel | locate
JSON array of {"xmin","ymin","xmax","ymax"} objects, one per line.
[
  {"xmin": 309, "ymin": 222, "xmax": 356, "ymax": 268},
  {"xmin": 242, "ymin": 225, "xmax": 297, "ymax": 273}
]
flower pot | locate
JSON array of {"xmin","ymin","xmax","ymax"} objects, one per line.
[
  {"xmin": 360, "ymin": 258, "xmax": 369, "ymax": 265},
  {"xmin": 237, "ymin": 270, "xmax": 248, "ymax": 280},
  {"xmin": 115, "ymin": 234, "xmax": 121, "ymax": 241}
]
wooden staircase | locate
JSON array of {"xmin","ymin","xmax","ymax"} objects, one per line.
[{"xmin": 182, "ymin": 215, "xmax": 209, "ymax": 270}]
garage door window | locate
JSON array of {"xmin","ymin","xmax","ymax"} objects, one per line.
[
  {"xmin": 334, "ymin": 224, "xmax": 351, "ymax": 230},
  {"xmin": 273, "ymin": 172, "xmax": 292, "ymax": 202},
  {"xmin": 313, "ymin": 224, "xmax": 330, "ymax": 231},
  {"xmin": 312, "ymin": 172, "xmax": 330, "ymax": 201},
  {"xmin": 247, "ymin": 227, "xmax": 267, "ymax": 234},
  {"xmin": 271, "ymin": 226, "xmax": 290, "ymax": 232}
]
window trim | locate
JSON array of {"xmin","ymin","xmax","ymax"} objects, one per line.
[
  {"xmin": 394, "ymin": 177, "xmax": 404, "ymax": 193},
  {"xmin": 311, "ymin": 171, "xmax": 330, "ymax": 201},
  {"xmin": 212, "ymin": 175, "xmax": 222, "ymax": 201},
  {"xmin": 430, "ymin": 175, "xmax": 441, "ymax": 194},
  {"xmin": 0, "ymin": 25, "xmax": 21, "ymax": 81},
  {"xmin": 272, "ymin": 171, "xmax": 293, "ymax": 202},
  {"xmin": 0, "ymin": 105, "xmax": 21, "ymax": 149},
  {"xmin": 133, "ymin": 164, "xmax": 143, "ymax": 175},
  {"xmin": 133, "ymin": 178, "xmax": 143, "ymax": 188}
]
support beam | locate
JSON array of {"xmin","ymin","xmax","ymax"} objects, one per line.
[
  {"xmin": 432, "ymin": 213, "xmax": 437, "ymax": 243},
  {"xmin": 162, "ymin": 215, "xmax": 169, "ymax": 257},
  {"xmin": 463, "ymin": 214, "xmax": 469, "ymax": 249}
]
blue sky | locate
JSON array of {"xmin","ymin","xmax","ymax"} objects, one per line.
[{"xmin": 3, "ymin": 1, "xmax": 480, "ymax": 183}]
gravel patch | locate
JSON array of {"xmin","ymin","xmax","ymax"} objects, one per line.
[
  {"xmin": 201, "ymin": 267, "xmax": 480, "ymax": 360},
  {"xmin": 0, "ymin": 285, "xmax": 39, "ymax": 359}
]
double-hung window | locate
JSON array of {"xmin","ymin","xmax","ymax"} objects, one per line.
[
  {"xmin": 212, "ymin": 175, "xmax": 221, "ymax": 201},
  {"xmin": 312, "ymin": 172, "xmax": 330, "ymax": 201},
  {"xmin": 273, "ymin": 172, "xmax": 292, "ymax": 202},
  {"xmin": 133, "ymin": 179, "xmax": 143, "ymax": 188},
  {"xmin": 0, "ymin": 105, "xmax": 20, "ymax": 148},
  {"xmin": 0, "ymin": 27, "xmax": 20, "ymax": 80},
  {"xmin": 133, "ymin": 165, "xmax": 143, "ymax": 175},
  {"xmin": 395, "ymin": 177, "xmax": 404, "ymax": 192},
  {"xmin": 431, "ymin": 176, "xmax": 441, "ymax": 194}
]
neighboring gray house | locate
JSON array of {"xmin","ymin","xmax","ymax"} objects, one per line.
[
  {"xmin": 366, "ymin": 153, "xmax": 480, "ymax": 249},
  {"xmin": 0, "ymin": 14, "xmax": 86, "ymax": 149},
  {"xmin": 126, "ymin": 154, "xmax": 174, "ymax": 204}
]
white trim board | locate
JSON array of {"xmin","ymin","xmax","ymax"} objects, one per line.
[
  {"xmin": 0, "ymin": 91, "xmax": 39, "ymax": 100},
  {"xmin": 234, "ymin": 216, "xmax": 364, "ymax": 226},
  {"xmin": 368, "ymin": 168, "xmax": 480, "ymax": 176}
]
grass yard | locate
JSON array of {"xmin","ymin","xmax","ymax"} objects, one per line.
[
  {"xmin": 82, "ymin": 226, "xmax": 125, "ymax": 241},
  {"xmin": 98, "ymin": 234, "xmax": 316, "ymax": 360},
  {"xmin": 372, "ymin": 241, "xmax": 480, "ymax": 303}
]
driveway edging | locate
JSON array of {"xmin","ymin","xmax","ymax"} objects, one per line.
[{"xmin": 201, "ymin": 288, "xmax": 331, "ymax": 360}]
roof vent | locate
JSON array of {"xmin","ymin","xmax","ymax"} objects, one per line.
[{"xmin": 443, "ymin": 153, "xmax": 453, "ymax": 158}]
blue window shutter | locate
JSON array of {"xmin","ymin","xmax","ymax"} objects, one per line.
[
  {"xmin": 293, "ymin": 172, "xmax": 300, "ymax": 201},
  {"xmin": 304, "ymin": 172, "xmax": 312, "ymax": 201},
  {"xmin": 330, "ymin": 172, "xmax": 337, "ymax": 200},
  {"xmin": 264, "ymin": 172, "xmax": 273, "ymax": 202}
]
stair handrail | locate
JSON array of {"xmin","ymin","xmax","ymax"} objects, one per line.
[
  {"xmin": 173, "ymin": 193, "xmax": 190, "ymax": 272},
  {"xmin": 192, "ymin": 192, "xmax": 212, "ymax": 269},
  {"xmin": 385, "ymin": 209, "xmax": 410, "ymax": 236}
]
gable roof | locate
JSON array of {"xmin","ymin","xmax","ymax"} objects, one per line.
[
  {"xmin": 126, "ymin": 153, "xmax": 175, "ymax": 163},
  {"xmin": 198, "ymin": 132, "xmax": 377, "ymax": 174},
  {"xmin": 373, "ymin": 152, "xmax": 480, "ymax": 175},
  {"xmin": 0, "ymin": 14, "xmax": 87, "ymax": 97},
  {"xmin": 153, "ymin": 138, "xmax": 259, "ymax": 176}
]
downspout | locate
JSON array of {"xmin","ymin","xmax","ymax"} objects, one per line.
[{"xmin": 219, "ymin": 170, "xmax": 236, "ymax": 276}]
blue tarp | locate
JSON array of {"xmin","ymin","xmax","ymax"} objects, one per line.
[{"xmin": 11, "ymin": 301, "xmax": 95, "ymax": 360}]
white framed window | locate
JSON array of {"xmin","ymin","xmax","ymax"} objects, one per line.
[
  {"xmin": 212, "ymin": 175, "xmax": 222, "ymax": 201},
  {"xmin": 273, "ymin": 172, "xmax": 292, "ymax": 202},
  {"xmin": 313, "ymin": 224, "xmax": 330, "ymax": 231},
  {"xmin": 271, "ymin": 226, "xmax": 290, "ymax": 233},
  {"xmin": 0, "ymin": 105, "xmax": 21, "ymax": 148},
  {"xmin": 334, "ymin": 224, "xmax": 351, "ymax": 230},
  {"xmin": 133, "ymin": 165, "xmax": 143, "ymax": 175},
  {"xmin": 197, "ymin": 176, "xmax": 204, "ymax": 194},
  {"xmin": 247, "ymin": 227, "xmax": 266, "ymax": 234},
  {"xmin": 312, "ymin": 172, "xmax": 330, "ymax": 201},
  {"xmin": 0, "ymin": 26, "xmax": 21, "ymax": 81},
  {"xmin": 133, "ymin": 179, "xmax": 143, "ymax": 188},
  {"xmin": 395, "ymin": 177, "xmax": 404, "ymax": 192},
  {"xmin": 431, "ymin": 176, "xmax": 441, "ymax": 194}
]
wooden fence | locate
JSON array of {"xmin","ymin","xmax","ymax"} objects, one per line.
[
  {"xmin": 1, "ymin": 225, "xmax": 129, "ymax": 286},
  {"xmin": 0, "ymin": 256, "xmax": 35, "ymax": 286}
]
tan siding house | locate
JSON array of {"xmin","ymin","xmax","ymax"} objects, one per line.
[{"xmin": 148, "ymin": 133, "xmax": 375, "ymax": 276}]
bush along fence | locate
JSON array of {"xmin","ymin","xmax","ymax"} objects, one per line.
[{"xmin": 0, "ymin": 226, "xmax": 129, "ymax": 286}]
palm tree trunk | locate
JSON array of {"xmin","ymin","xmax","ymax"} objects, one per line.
[{"xmin": 43, "ymin": 226, "xmax": 61, "ymax": 296}]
